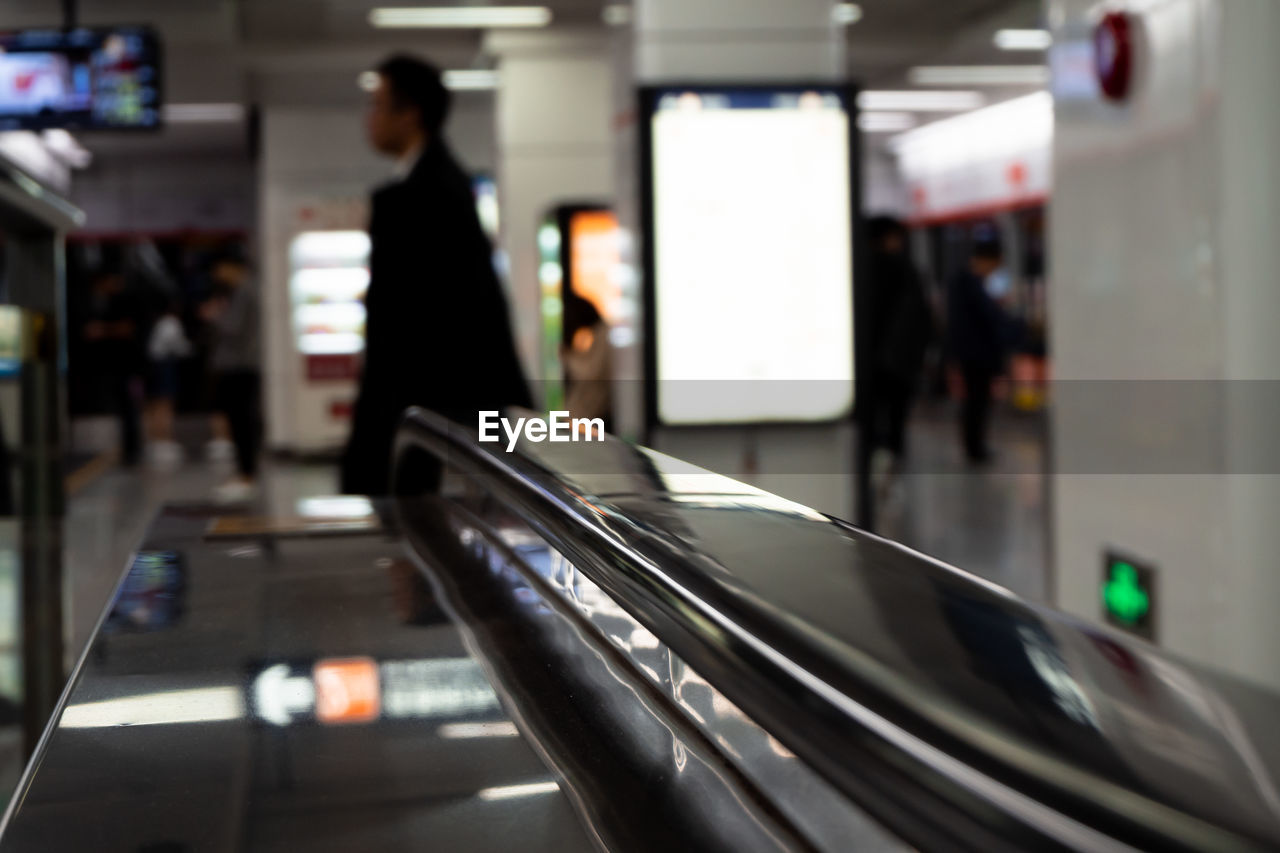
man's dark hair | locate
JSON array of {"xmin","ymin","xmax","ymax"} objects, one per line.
[
  {"xmin": 972, "ymin": 237, "xmax": 1004, "ymax": 261},
  {"xmin": 867, "ymin": 215, "xmax": 906, "ymax": 249},
  {"xmin": 377, "ymin": 54, "xmax": 451, "ymax": 133},
  {"xmin": 208, "ymin": 243, "xmax": 249, "ymax": 270}
]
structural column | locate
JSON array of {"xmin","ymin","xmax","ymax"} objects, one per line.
[
  {"xmin": 486, "ymin": 30, "xmax": 615, "ymax": 398},
  {"xmin": 1049, "ymin": 0, "xmax": 1280, "ymax": 687}
]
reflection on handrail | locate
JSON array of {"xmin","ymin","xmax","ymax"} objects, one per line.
[
  {"xmin": 393, "ymin": 407, "xmax": 1280, "ymax": 852},
  {"xmin": 477, "ymin": 780, "xmax": 561, "ymax": 801},
  {"xmin": 61, "ymin": 687, "xmax": 243, "ymax": 728},
  {"xmin": 249, "ymin": 656, "xmax": 501, "ymax": 727}
]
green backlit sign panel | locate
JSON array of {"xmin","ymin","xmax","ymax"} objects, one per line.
[{"xmin": 1101, "ymin": 551, "xmax": 1156, "ymax": 640}]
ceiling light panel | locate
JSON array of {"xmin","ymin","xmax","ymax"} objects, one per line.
[
  {"xmin": 857, "ymin": 90, "xmax": 986, "ymax": 112},
  {"xmin": 358, "ymin": 70, "xmax": 500, "ymax": 92},
  {"xmin": 442, "ymin": 69, "xmax": 500, "ymax": 91},
  {"xmin": 994, "ymin": 29, "xmax": 1052, "ymax": 50},
  {"xmin": 909, "ymin": 66, "xmax": 1050, "ymax": 86},
  {"xmin": 858, "ymin": 112, "xmax": 917, "ymax": 133},
  {"xmin": 370, "ymin": 6, "xmax": 553, "ymax": 28},
  {"xmin": 602, "ymin": 4, "xmax": 631, "ymax": 26},
  {"xmin": 832, "ymin": 3, "xmax": 862, "ymax": 25}
]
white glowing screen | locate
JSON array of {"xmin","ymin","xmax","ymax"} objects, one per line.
[{"xmin": 650, "ymin": 89, "xmax": 855, "ymax": 424}]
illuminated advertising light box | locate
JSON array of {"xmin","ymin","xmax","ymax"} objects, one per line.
[
  {"xmin": 0, "ymin": 307, "xmax": 22, "ymax": 377},
  {"xmin": 567, "ymin": 208, "xmax": 621, "ymax": 326},
  {"xmin": 537, "ymin": 212, "xmax": 565, "ymax": 411},
  {"xmin": 471, "ymin": 173, "xmax": 500, "ymax": 240},
  {"xmin": 640, "ymin": 85, "xmax": 859, "ymax": 427}
]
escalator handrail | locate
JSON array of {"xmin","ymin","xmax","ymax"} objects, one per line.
[{"xmin": 393, "ymin": 406, "xmax": 1280, "ymax": 853}]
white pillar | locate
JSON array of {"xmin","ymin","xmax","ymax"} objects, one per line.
[
  {"xmin": 633, "ymin": 0, "xmax": 844, "ymax": 82},
  {"xmin": 1049, "ymin": 0, "xmax": 1280, "ymax": 687},
  {"xmin": 487, "ymin": 30, "xmax": 615, "ymax": 398}
]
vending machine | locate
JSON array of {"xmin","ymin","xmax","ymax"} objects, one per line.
[{"xmin": 286, "ymin": 220, "xmax": 370, "ymax": 453}]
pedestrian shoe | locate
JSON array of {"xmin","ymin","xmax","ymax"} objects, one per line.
[
  {"xmin": 213, "ymin": 478, "xmax": 256, "ymax": 504},
  {"xmin": 205, "ymin": 438, "xmax": 235, "ymax": 463},
  {"xmin": 146, "ymin": 440, "xmax": 185, "ymax": 469}
]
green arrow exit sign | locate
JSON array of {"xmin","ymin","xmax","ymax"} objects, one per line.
[{"xmin": 1101, "ymin": 551, "xmax": 1157, "ymax": 640}]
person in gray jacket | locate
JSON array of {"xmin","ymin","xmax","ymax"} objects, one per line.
[{"xmin": 202, "ymin": 249, "xmax": 262, "ymax": 501}]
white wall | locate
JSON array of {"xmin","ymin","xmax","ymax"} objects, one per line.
[
  {"xmin": 1049, "ymin": 0, "xmax": 1280, "ymax": 688},
  {"xmin": 862, "ymin": 144, "xmax": 909, "ymax": 217},
  {"xmin": 447, "ymin": 97, "xmax": 501, "ymax": 176},
  {"xmin": 260, "ymin": 109, "xmax": 384, "ymax": 452}
]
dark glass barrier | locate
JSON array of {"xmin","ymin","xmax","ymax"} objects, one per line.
[{"xmin": 0, "ymin": 154, "xmax": 80, "ymax": 802}]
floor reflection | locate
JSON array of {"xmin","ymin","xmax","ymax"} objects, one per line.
[{"xmin": 879, "ymin": 404, "xmax": 1048, "ymax": 601}]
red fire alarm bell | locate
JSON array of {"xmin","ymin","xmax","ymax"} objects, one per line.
[{"xmin": 1094, "ymin": 12, "xmax": 1134, "ymax": 102}]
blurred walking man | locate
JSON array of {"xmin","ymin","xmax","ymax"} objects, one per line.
[
  {"xmin": 866, "ymin": 216, "xmax": 932, "ymax": 472},
  {"xmin": 342, "ymin": 55, "xmax": 531, "ymax": 495},
  {"xmin": 946, "ymin": 237, "xmax": 1009, "ymax": 465}
]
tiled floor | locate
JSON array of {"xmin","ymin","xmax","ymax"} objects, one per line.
[
  {"xmin": 877, "ymin": 401, "xmax": 1050, "ymax": 602},
  {"xmin": 65, "ymin": 454, "xmax": 341, "ymax": 657}
]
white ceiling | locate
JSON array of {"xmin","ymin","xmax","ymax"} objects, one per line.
[
  {"xmin": 850, "ymin": 0, "xmax": 1041, "ymax": 83},
  {"xmin": 22, "ymin": 0, "xmax": 1044, "ymax": 157}
]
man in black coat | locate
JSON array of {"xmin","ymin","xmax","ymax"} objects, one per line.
[
  {"xmin": 866, "ymin": 216, "xmax": 933, "ymax": 463},
  {"xmin": 341, "ymin": 55, "xmax": 531, "ymax": 495},
  {"xmin": 946, "ymin": 237, "xmax": 1009, "ymax": 465}
]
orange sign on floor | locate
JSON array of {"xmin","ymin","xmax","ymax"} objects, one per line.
[{"xmin": 313, "ymin": 656, "xmax": 381, "ymax": 724}]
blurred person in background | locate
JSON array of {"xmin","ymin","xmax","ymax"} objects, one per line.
[
  {"xmin": 946, "ymin": 237, "xmax": 1010, "ymax": 465},
  {"xmin": 205, "ymin": 413, "xmax": 236, "ymax": 463},
  {"xmin": 202, "ymin": 249, "xmax": 262, "ymax": 502},
  {"xmin": 561, "ymin": 294, "xmax": 613, "ymax": 433},
  {"xmin": 865, "ymin": 215, "xmax": 932, "ymax": 494},
  {"xmin": 144, "ymin": 300, "xmax": 192, "ymax": 468},
  {"xmin": 342, "ymin": 54, "xmax": 531, "ymax": 495},
  {"xmin": 83, "ymin": 267, "xmax": 146, "ymax": 466},
  {"xmin": 191, "ymin": 253, "xmax": 237, "ymax": 464}
]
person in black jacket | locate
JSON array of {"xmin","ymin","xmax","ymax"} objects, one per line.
[
  {"xmin": 946, "ymin": 237, "xmax": 1010, "ymax": 465},
  {"xmin": 341, "ymin": 55, "xmax": 532, "ymax": 495},
  {"xmin": 866, "ymin": 216, "xmax": 933, "ymax": 466},
  {"xmin": 83, "ymin": 267, "xmax": 147, "ymax": 467}
]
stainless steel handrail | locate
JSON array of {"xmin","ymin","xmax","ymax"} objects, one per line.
[{"xmin": 394, "ymin": 407, "xmax": 1280, "ymax": 852}]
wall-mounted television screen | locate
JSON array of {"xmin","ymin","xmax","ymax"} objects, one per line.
[
  {"xmin": 640, "ymin": 85, "xmax": 857, "ymax": 427},
  {"xmin": 0, "ymin": 26, "xmax": 162, "ymax": 131}
]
